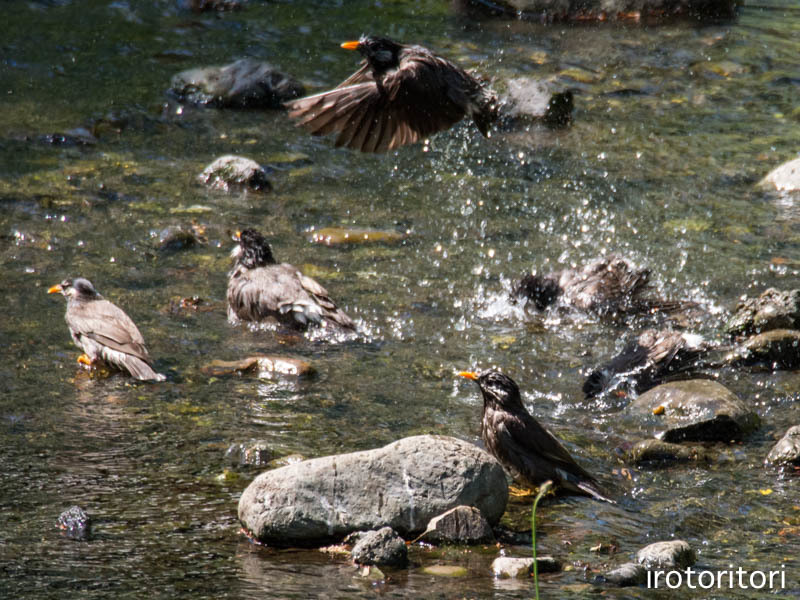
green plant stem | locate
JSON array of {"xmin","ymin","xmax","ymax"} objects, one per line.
[{"xmin": 531, "ymin": 480, "xmax": 553, "ymax": 600}]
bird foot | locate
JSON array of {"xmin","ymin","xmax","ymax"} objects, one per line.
[
  {"xmin": 509, "ymin": 485, "xmax": 536, "ymax": 498},
  {"xmin": 76, "ymin": 354, "xmax": 95, "ymax": 368}
]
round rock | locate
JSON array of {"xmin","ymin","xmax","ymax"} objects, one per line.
[
  {"xmin": 759, "ymin": 157, "xmax": 800, "ymax": 192},
  {"xmin": 636, "ymin": 540, "xmax": 696, "ymax": 569},
  {"xmin": 198, "ymin": 155, "xmax": 272, "ymax": 192},
  {"xmin": 726, "ymin": 329, "xmax": 800, "ymax": 370},
  {"xmin": 766, "ymin": 425, "xmax": 800, "ymax": 465},
  {"xmin": 349, "ymin": 527, "xmax": 408, "ymax": 568},
  {"xmin": 238, "ymin": 435, "xmax": 508, "ymax": 545},
  {"xmin": 417, "ymin": 505, "xmax": 495, "ymax": 545},
  {"xmin": 625, "ymin": 380, "xmax": 760, "ymax": 443},
  {"xmin": 726, "ymin": 288, "xmax": 800, "ymax": 337},
  {"xmin": 601, "ymin": 562, "xmax": 647, "ymax": 587},
  {"xmin": 57, "ymin": 506, "xmax": 91, "ymax": 541}
]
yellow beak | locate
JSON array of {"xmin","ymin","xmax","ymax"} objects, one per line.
[
  {"xmin": 47, "ymin": 284, "xmax": 63, "ymax": 294},
  {"xmin": 340, "ymin": 40, "xmax": 360, "ymax": 51},
  {"xmin": 457, "ymin": 371, "xmax": 479, "ymax": 381},
  {"xmin": 234, "ymin": 230, "xmax": 241, "ymax": 241}
]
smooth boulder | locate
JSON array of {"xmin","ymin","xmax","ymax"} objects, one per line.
[
  {"xmin": 636, "ymin": 540, "xmax": 696, "ymax": 569},
  {"xmin": 725, "ymin": 329, "xmax": 800, "ymax": 370},
  {"xmin": 625, "ymin": 380, "xmax": 759, "ymax": 443},
  {"xmin": 759, "ymin": 157, "xmax": 800, "ymax": 192},
  {"xmin": 765, "ymin": 425, "xmax": 800, "ymax": 465},
  {"xmin": 238, "ymin": 435, "xmax": 508, "ymax": 545},
  {"xmin": 198, "ymin": 155, "xmax": 272, "ymax": 192}
]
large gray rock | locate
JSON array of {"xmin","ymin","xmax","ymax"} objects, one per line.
[
  {"xmin": 636, "ymin": 540, "xmax": 696, "ymax": 569},
  {"xmin": 349, "ymin": 527, "xmax": 408, "ymax": 567},
  {"xmin": 169, "ymin": 58, "xmax": 304, "ymax": 109},
  {"xmin": 726, "ymin": 288, "xmax": 800, "ymax": 337},
  {"xmin": 725, "ymin": 330, "xmax": 800, "ymax": 370},
  {"xmin": 625, "ymin": 380, "xmax": 760, "ymax": 443},
  {"xmin": 759, "ymin": 157, "xmax": 800, "ymax": 192},
  {"xmin": 238, "ymin": 435, "xmax": 508, "ymax": 545},
  {"xmin": 766, "ymin": 425, "xmax": 800, "ymax": 465},
  {"xmin": 417, "ymin": 505, "xmax": 495, "ymax": 545}
]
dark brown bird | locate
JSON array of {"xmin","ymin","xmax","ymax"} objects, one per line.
[
  {"xmin": 583, "ymin": 329, "xmax": 710, "ymax": 398},
  {"xmin": 513, "ymin": 254, "xmax": 687, "ymax": 318},
  {"xmin": 48, "ymin": 278, "xmax": 166, "ymax": 381},
  {"xmin": 286, "ymin": 35, "xmax": 498, "ymax": 153},
  {"xmin": 227, "ymin": 229, "xmax": 356, "ymax": 332},
  {"xmin": 458, "ymin": 370, "xmax": 614, "ymax": 502}
]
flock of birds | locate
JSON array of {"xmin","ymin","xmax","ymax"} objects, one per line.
[{"xmin": 49, "ymin": 35, "xmax": 698, "ymax": 505}]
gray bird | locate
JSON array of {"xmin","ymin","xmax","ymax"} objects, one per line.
[
  {"xmin": 286, "ymin": 35, "xmax": 497, "ymax": 153},
  {"xmin": 458, "ymin": 370, "xmax": 614, "ymax": 503},
  {"xmin": 227, "ymin": 229, "xmax": 356, "ymax": 332},
  {"xmin": 48, "ymin": 278, "xmax": 166, "ymax": 381}
]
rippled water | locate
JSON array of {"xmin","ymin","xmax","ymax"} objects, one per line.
[{"xmin": 2, "ymin": 1, "xmax": 800, "ymax": 598}]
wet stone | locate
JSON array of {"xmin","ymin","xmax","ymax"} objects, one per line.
[
  {"xmin": 226, "ymin": 441, "xmax": 274, "ymax": 467},
  {"xmin": 417, "ymin": 505, "xmax": 495, "ymax": 545},
  {"xmin": 600, "ymin": 562, "xmax": 648, "ymax": 587},
  {"xmin": 238, "ymin": 435, "xmax": 508, "ymax": 545},
  {"xmin": 765, "ymin": 425, "xmax": 800, "ymax": 465},
  {"xmin": 636, "ymin": 540, "xmax": 696, "ymax": 569},
  {"xmin": 421, "ymin": 565, "xmax": 469, "ymax": 577},
  {"xmin": 198, "ymin": 155, "xmax": 272, "ymax": 192},
  {"xmin": 349, "ymin": 527, "xmax": 408, "ymax": 568},
  {"xmin": 628, "ymin": 438, "xmax": 710, "ymax": 466},
  {"xmin": 492, "ymin": 556, "xmax": 561, "ymax": 578},
  {"xmin": 625, "ymin": 380, "xmax": 760, "ymax": 443},
  {"xmin": 725, "ymin": 329, "xmax": 800, "ymax": 370},
  {"xmin": 155, "ymin": 224, "xmax": 206, "ymax": 252},
  {"xmin": 58, "ymin": 506, "xmax": 91, "ymax": 541},
  {"xmin": 308, "ymin": 227, "xmax": 408, "ymax": 246},
  {"xmin": 201, "ymin": 355, "xmax": 315, "ymax": 379},
  {"xmin": 726, "ymin": 288, "xmax": 800, "ymax": 337},
  {"xmin": 498, "ymin": 78, "xmax": 573, "ymax": 128},
  {"xmin": 759, "ymin": 157, "xmax": 800, "ymax": 192},
  {"xmin": 168, "ymin": 58, "xmax": 304, "ymax": 109}
]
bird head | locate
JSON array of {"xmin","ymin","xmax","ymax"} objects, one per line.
[
  {"xmin": 341, "ymin": 35, "xmax": 403, "ymax": 74},
  {"xmin": 458, "ymin": 370, "xmax": 525, "ymax": 412},
  {"xmin": 512, "ymin": 273, "xmax": 561, "ymax": 310},
  {"xmin": 47, "ymin": 277, "xmax": 100, "ymax": 301},
  {"xmin": 232, "ymin": 228, "xmax": 277, "ymax": 269}
]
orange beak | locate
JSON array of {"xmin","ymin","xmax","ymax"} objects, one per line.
[
  {"xmin": 340, "ymin": 40, "xmax": 360, "ymax": 51},
  {"xmin": 47, "ymin": 284, "xmax": 63, "ymax": 294},
  {"xmin": 233, "ymin": 230, "xmax": 241, "ymax": 241},
  {"xmin": 457, "ymin": 371, "xmax": 479, "ymax": 381}
]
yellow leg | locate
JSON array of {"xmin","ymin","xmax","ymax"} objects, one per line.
[
  {"xmin": 509, "ymin": 484, "xmax": 536, "ymax": 499},
  {"xmin": 77, "ymin": 354, "xmax": 94, "ymax": 367}
]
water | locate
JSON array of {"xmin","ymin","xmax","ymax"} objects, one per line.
[{"xmin": 2, "ymin": 1, "xmax": 800, "ymax": 597}]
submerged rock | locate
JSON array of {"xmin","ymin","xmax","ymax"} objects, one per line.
[
  {"xmin": 765, "ymin": 425, "xmax": 800, "ymax": 465},
  {"xmin": 226, "ymin": 441, "xmax": 274, "ymax": 467},
  {"xmin": 628, "ymin": 438, "xmax": 710, "ymax": 466},
  {"xmin": 201, "ymin": 355, "xmax": 315, "ymax": 378},
  {"xmin": 57, "ymin": 506, "xmax": 91, "ymax": 541},
  {"xmin": 636, "ymin": 540, "xmax": 696, "ymax": 569},
  {"xmin": 726, "ymin": 288, "xmax": 800, "ymax": 337},
  {"xmin": 198, "ymin": 155, "xmax": 272, "ymax": 192},
  {"xmin": 349, "ymin": 527, "xmax": 408, "ymax": 568},
  {"xmin": 155, "ymin": 224, "xmax": 207, "ymax": 252},
  {"xmin": 759, "ymin": 157, "xmax": 800, "ymax": 192},
  {"xmin": 417, "ymin": 505, "xmax": 495, "ymax": 545},
  {"xmin": 492, "ymin": 556, "xmax": 561, "ymax": 578},
  {"xmin": 308, "ymin": 227, "xmax": 408, "ymax": 246},
  {"xmin": 168, "ymin": 58, "xmax": 304, "ymax": 109},
  {"xmin": 725, "ymin": 329, "xmax": 800, "ymax": 370},
  {"xmin": 626, "ymin": 380, "xmax": 759, "ymax": 443},
  {"xmin": 600, "ymin": 562, "xmax": 648, "ymax": 587},
  {"xmin": 238, "ymin": 435, "xmax": 508, "ymax": 545},
  {"xmin": 498, "ymin": 78, "xmax": 573, "ymax": 128}
]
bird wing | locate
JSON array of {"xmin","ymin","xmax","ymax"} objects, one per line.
[
  {"xmin": 336, "ymin": 61, "xmax": 374, "ymax": 88},
  {"xmin": 67, "ymin": 299, "xmax": 152, "ymax": 363}
]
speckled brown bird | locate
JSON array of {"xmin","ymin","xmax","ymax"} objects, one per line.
[
  {"xmin": 227, "ymin": 228, "xmax": 355, "ymax": 332},
  {"xmin": 458, "ymin": 370, "xmax": 614, "ymax": 502},
  {"xmin": 286, "ymin": 35, "xmax": 497, "ymax": 153},
  {"xmin": 48, "ymin": 278, "xmax": 166, "ymax": 381},
  {"xmin": 513, "ymin": 254, "xmax": 685, "ymax": 317}
]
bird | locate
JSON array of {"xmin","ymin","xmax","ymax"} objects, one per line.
[
  {"xmin": 583, "ymin": 329, "xmax": 710, "ymax": 398},
  {"xmin": 48, "ymin": 278, "xmax": 166, "ymax": 381},
  {"xmin": 227, "ymin": 228, "xmax": 356, "ymax": 332},
  {"xmin": 512, "ymin": 254, "xmax": 688, "ymax": 318},
  {"xmin": 458, "ymin": 370, "xmax": 614, "ymax": 502},
  {"xmin": 286, "ymin": 35, "xmax": 498, "ymax": 153}
]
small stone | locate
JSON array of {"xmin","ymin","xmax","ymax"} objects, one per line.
[
  {"xmin": 57, "ymin": 506, "xmax": 91, "ymax": 541},
  {"xmin": 417, "ymin": 505, "xmax": 495, "ymax": 545},
  {"xmin": 636, "ymin": 540, "xmax": 696, "ymax": 569},
  {"xmin": 201, "ymin": 355, "xmax": 315, "ymax": 378},
  {"xmin": 226, "ymin": 441, "xmax": 274, "ymax": 467},
  {"xmin": 628, "ymin": 439, "xmax": 710, "ymax": 465},
  {"xmin": 766, "ymin": 425, "xmax": 800, "ymax": 465},
  {"xmin": 198, "ymin": 155, "xmax": 272, "ymax": 192},
  {"xmin": 600, "ymin": 562, "xmax": 647, "ymax": 587},
  {"xmin": 492, "ymin": 556, "xmax": 560, "ymax": 578},
  {"xmin": 350, "ymin": 527, "xmax": 408, "ymax": 568},
  {"xmin": 759, "ymin": 157, "xmax": 800, "ymax": 192},
  {"xmin": 421, "ymin": 565, "xmax": 468, "ymax": 577}
]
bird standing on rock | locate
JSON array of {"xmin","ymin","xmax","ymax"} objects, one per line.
[
  {"xmin": 458, "ymin": 370, "xmax": 614, "ymax": 503},
  {"xmin": 48, "ymin": 278, "xmax": 166, "ymax": 381},
  {"xmin": 227, "ymin": 229, "xmax": 356, "ymax": 332},
  {"xmin": 286, "ymin": 35, "xmax": 498, "ymax": 153}
]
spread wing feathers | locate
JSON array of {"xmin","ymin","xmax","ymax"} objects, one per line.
[
  {"xmin": 66, "ymin": 299, "xmax": 152, "ymax": 363},
  {"xmin": 286, "ymin": 55, "xmax": 471, "ymax": 153},
  {"xmin": 335, "ymin": 61, "xmax": 374, "ymax": 88},
  {"xmin": 562, "ymin": 257, "xmax": 651, "ymax": 313},
  {"xmin": 228, "ymin": 265, "xmax": 355, "ymax": 330}
]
